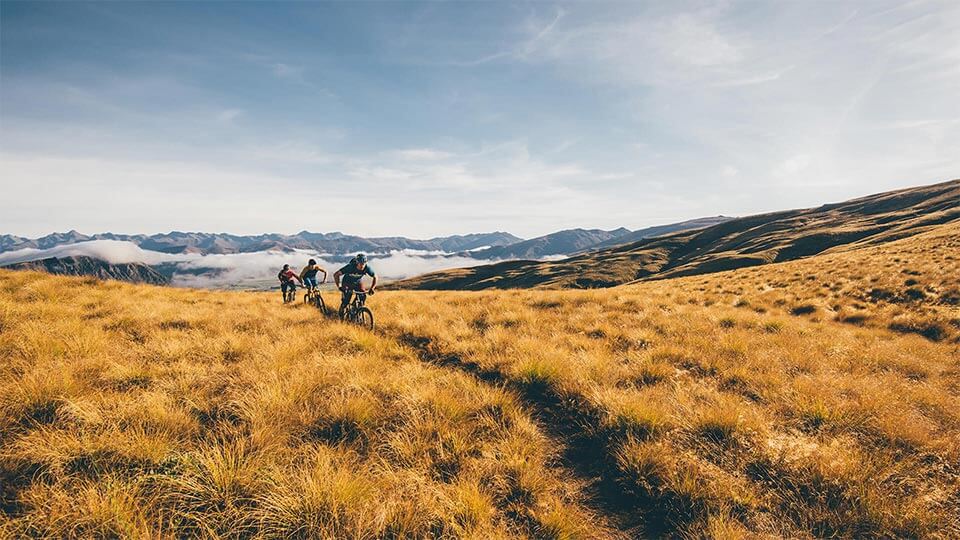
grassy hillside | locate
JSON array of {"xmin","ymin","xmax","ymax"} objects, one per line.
[
  {"xmin": 3, "ymin": 256, "xmax": 170, "ymax": 285},
  {"xmin": 2, "ymin": 222, "xmax": 959, "ymax": 537},
  {"xmin": 394, "ymin": 179, "xmax": 959, "ymax": 290},
  {"xmin": 584, "ymin": 216, "xmax": 734, "ymax": 252},
  {"xmin": 0, "ymin": 275, "xmax": 609, "ymax": 538}
]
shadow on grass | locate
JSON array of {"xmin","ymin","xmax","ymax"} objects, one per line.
[{"xmin": 395, "ymin": 331, "xmax": 675, "ymax": 537}]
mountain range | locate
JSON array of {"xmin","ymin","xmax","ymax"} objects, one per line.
[
  {"xmin": 10, "ymin": 179, "xmax": 956, "ymax": 290},
  {"xmin": 391, "ymin": 179, "xmax": 960, "ymax": 290},
  {"xmin": 0, "ymin": 217, "xmax": 732, "ymax": 264},
  {"xmin": 0, "ymin": 230, "xmax": 523, "ymax": 256},
  {"xmin": 461, "ymin": 217, "xmax": 733, "ymax": 260}
]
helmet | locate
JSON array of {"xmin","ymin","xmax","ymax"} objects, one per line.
[
  {"xmin": 355, "ymin": 253, "xmax": 367, "ymax": 264},
  {"xmin": 308, "ymin": 259, "xmax": 317, "ymax": 265},
  {"xmin": 282, "ymin": 264, "xmax": 290, "ymax": 270}
]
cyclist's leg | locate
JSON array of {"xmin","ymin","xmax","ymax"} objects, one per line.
[{"xmin": 339, "ymin": 288, "xmax": 353, "ymax": 316}]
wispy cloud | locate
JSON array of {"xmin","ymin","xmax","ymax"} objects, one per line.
[
  {"xmin": 217, "ymin": 108, "xmax": 245, "ymax": 122},
  {"xmin": 392, "ymin": 148, "xmax": 453, "ymax": 161},
  {"xmin": 2, "ymin": 1, "xmax": 958, "ymax": 239},
  {"xmin": 272, "ymin": 62, "xmax": 305, "ymax": 79},
  {"xmin": 450, "ymin": 8, "xmax": 565, "ymax": 66},
  {"xmin": 710, "ymin": 67, "xmax": 793, "ymax": 88}
]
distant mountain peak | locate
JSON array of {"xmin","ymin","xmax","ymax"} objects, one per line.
[{"xmin": 0, "ymin": 229, "xmax": 526, "ymax": 257}]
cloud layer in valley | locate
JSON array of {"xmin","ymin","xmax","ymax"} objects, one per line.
[{"xmin": 0, "ymin": 241, "xmax": 495, "ymax": 288}]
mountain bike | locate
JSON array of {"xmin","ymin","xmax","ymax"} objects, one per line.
[
  {"xmin": 340, "ymin": 289, "xmax": 374, "ymax": 330},
  {"xmin": 282, "ymin": 283, "xmax": 297, "ymax": 304},
  {"xmin": 303, "ymin": 285, "xmax": 328, "ymax": 314}
]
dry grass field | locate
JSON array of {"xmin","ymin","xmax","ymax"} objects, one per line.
[
  {"xmin": 0, "ymin": 276, "xmax": 608, "ymax": 538},
  {"xmin": 2, "ymin": 222, "xmax": 959, "ymax": 538}
]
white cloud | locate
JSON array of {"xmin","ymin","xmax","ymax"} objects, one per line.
[
  {"xmin": 363, "ymin": 249, "xmax": 489, "ymax": 280},
  {"xmin": 2, "ymin": 2, "xmax": 958, "ymax": 240},
  {"xmin": 658, "ymin": 13, "xmax": 743, "ymax": 67},
  {"xmin": 775, "ymin": 154, "xmax": 812, "ymax": 177},
  {"xmin": 450, "ymin": 8, "xmax": 565, "ymax": 65},
  {"xmin": 393, "ymin": 148, "xmax": 453, "ymax": 161},
  {"xmin": 711, "ymin": 67, "xmax": 792, "ymax": 88},
  {"xmin": 273, "ymin": 63, "xmax": 304, "ymax": 79},
  {"xmin": 217, "ymin": 108, "xmax": 244, "ymax": 122},
  {"xmin": 0, "ymin": 240, "xmax": 187, "ymax": 266},
  {"xmin": 0, "ymin": 241, "xmax": 540, "ymax": 288}
]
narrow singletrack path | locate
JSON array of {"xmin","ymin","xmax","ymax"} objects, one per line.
[{"xmin": 388, "ymin": 329, "xmax": 656, "ymax": 538}]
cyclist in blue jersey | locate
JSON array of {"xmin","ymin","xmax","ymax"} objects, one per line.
[{"xmin": 299, "ymin": 259, "xmax": 327, "ymax": 292}]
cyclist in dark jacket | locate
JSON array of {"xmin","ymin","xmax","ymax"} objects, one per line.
[{"xmin": 334, "ymin": 254, "xmax": 376, "ymax": 317}]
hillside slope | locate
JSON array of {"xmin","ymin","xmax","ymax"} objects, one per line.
[
  {"xmin": 2, "ymin": 255, "xmax": 169, "ymax": 285},
  {"xmin": 467, "ymin": 228, "xmax": 630, "ymax": 260},
  {"xmin": 2, "ymin": 223, "xmax": 957, "ymax": 538},
  {"xmin": 583, "ymin": 215, "xmax": 734, "ymax": 252},
  {"xmin": 393, "ymin": 179, "xmax": 959, "ymax": 290},
  {"xmin": 0, "ymin": 272, "xmax": 612, "ymax": 538},
  {"xmin": 376, "ymin": 223, "xmax": 960, "ymax": 536}
]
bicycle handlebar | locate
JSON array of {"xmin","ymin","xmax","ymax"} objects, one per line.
[{"xmin": 340, "ymin": 286, "xmax": 374, "ymax": 295}]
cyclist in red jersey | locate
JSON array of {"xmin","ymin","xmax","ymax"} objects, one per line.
[{"xmin": 277, "ymin": 264, "xmax": 302, "ymax": 300}]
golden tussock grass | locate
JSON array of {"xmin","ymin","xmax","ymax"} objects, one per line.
[
  {"xmin": 1, "ymin": 222, "xmax": 959, "ymax": 538},
  {"xmin": 0, "ymin": 273, "xmax": 606, "ymax": 538},
  {"xmin": 376, "ymin": 223, "xmax": 960, "ymax": 537}
]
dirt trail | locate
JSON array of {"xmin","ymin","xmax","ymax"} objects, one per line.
[{"xmin": 390, "ymin": 330, "xmax": 657, "ymax": 538}]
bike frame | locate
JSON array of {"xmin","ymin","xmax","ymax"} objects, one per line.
[{"xmin": 343, "ymin": 289, "xmax": 367, "ymax": 312}]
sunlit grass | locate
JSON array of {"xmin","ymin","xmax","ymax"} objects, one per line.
[
  {"xmin": 0, "ymin": 271, "xmax": 606, "ymax": 538},
  {"xmin": 375, "ymin": 223, "xmax": 960, "ymax": 537},
  {"xmin": 2, "ymin": 223, "xmax": 959, "ymax": 537}
]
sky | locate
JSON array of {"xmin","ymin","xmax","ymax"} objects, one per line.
[{"xmin": 1, "ymin": 0, "xmax": 958, "ymax": 239}]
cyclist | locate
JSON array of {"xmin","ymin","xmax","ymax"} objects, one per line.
[
  {"xmin": 277, "ymin": 264, "xmax": 302, "ymax": 300},
  {"xmin": 334, "ymin": 253, "xmax": 377, "ymax": 318},
  {"xmin": 300, "ymin": 258, "xmax": 327, "ymax": 292}
]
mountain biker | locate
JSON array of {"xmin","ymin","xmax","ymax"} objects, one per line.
[
  {"xmin": 299, "ymin": 258, "xmax": 327, "ymax": 291},
  {"xmin": 277, "ymin": 264, "xmax": 302, "ymax": 299},
  {"xmin": 334, "ymin": 254, "xmax": 376, "ymax": 318}
]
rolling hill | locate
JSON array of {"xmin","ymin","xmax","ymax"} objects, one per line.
[
  {"xmin": 1, "ymin": 219, "xmax": 957, "ymax": 538},
  {"xmin": 2, "ymin": 256, "xmax": 169, "ymax": 285},
  {"xmin": 582, "ymin": 215, "xmax": 734, "ymax": 252},
  {"xmin": 393, "ymin": 179, "xmax": 960, "ymax": 290},
  {"xmin": 466, "ymin": 228, "xmax": 631, "ymax": 260}
]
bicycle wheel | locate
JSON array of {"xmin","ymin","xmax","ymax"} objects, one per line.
[
  {"xmin": 315, "ymin": 294, "xmax": 328, "ymax": 315},
  {"xmin": 303, "ymin": 292, "xmax": 310, "ymax": 304},
  {"xmin": 355, "ymin": 307, "xmax": 374, "ymax": 330}
]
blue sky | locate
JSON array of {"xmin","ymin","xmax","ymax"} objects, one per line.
[{"xmin": 1, "ymin": 1, "xmax": 958, "ymax": 238}]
